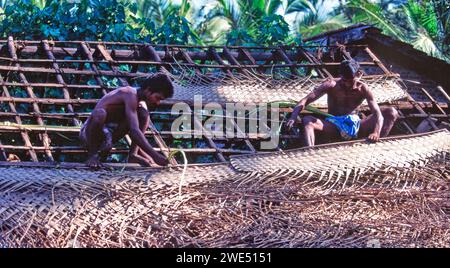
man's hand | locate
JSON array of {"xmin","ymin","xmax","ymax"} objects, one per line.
[
  {"xmin": 286, "ymin": 118, "xmax": 296, "ymax": 130},
  {"xmin": 153, "ymin": 153, "xmax": 169, "ymax": 166},
  {"xmin": 286, "ymin": 104, "xmax": 303, "ymax": 130},
  {"xmin": 367, "ymin": 132, "xmax": 380, "ymax": 142}
]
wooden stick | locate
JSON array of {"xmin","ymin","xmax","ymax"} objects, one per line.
[
  {"xmin": 7, "ymin": 36, "xmax": 53, "ymax": 161},
  {"xmin": 42, "ymin": 40, "xmax": 80, "ymax": 126},
  {"xmin": 0, "ymin": 74, "xmax": 38, "ymax": 161},
  {"xmin": 79, "ymin": 42, "xmax": 108, "ymax": 95},
  {"xmin": 274, "ymin": 48, "xmax": 299, "ymax": 76}
]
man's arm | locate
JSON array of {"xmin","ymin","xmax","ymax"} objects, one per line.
[
  {"xmin": 365, "ymin": 85, "xmax": 384, "ymax": 142},
  {"xmin": 286, "ymin": 79, "xmax": 334, "ymax": 129},
  {"xmin": 124, "ymin": 94, "xmax": 169, "ymax": 166}
]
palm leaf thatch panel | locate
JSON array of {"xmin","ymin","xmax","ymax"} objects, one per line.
[
  {"xmin": 0, "ymin": 150, "xmax": 448, "ymax": 247},
  {"xmin": 230, "ymin": 129, "xmax": 450, "ymax": 176},
  {"xmin": 170, "ymin": 73, "xmax": 406, "ymax": 105}
]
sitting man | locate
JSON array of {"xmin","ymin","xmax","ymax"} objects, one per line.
[
  {"xmin": 80, "ymin": 72, "xmax": 173, "ymax": 168},
  {"xmin": 286, "ymin": 59, "xmax": 399, "ymax": 146}
]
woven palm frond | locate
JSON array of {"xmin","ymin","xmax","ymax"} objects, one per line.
[
  {"xmin": 0, "ymin": 131, "xmax": 449, "ymax": 248},
  {"xmin": 0, "ymin": 157, "xmax": 448, "ymax": 248},
  {"xmin": 167, "ymin": 65, "xmax": 407, "ymax": 105},
  {"xmin": 230, "ymin": 129, "xmax": 450, "ymax": 191}
]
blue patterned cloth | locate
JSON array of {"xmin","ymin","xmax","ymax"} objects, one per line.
[{"xmin": 325, "ymin": 114, "xmax": 361, "ymax": 140}]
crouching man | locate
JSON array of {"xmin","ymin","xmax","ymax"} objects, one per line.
[{"xmin": 80, "ymin": 73, "xmax": 173, "ymax": 168}]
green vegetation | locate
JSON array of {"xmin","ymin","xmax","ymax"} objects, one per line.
[{"xmin": 0, "ymin": 0, "xmax": 448, "ymax": 59}]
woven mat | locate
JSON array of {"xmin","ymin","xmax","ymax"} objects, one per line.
[
  {"xmin": 0, "ymin": 163, "xmax": 234, "ymax": 190},
  {"xmin": 230, "ymin": 129, "xmax": 450, "ymax": 173},
  {"xmin": 171, "ymin": 76, "xmax": 407, "ymax": 105},
  {"xmin": 0, "ymin": 131, "xmax": 449, "ymax": 247}
]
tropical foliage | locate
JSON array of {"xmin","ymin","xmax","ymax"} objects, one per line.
[
  {"xmin": 0, "ymin": 0, "xmax": 448, "ymax": 61},
  {"xmin": 347, "ymin": 0, "xmax": 449, "ymax": 61},
  {"xmin": 286, "ymin": 0, "xmax": 349, "ymax": 38}
]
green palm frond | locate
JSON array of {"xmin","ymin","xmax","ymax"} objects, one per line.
[
  {"xmin": 404, "ymin": 0, "xmax": 439, "ymax": 39},
  {"xmin": 286, "ymin": 0, "xmax": 318, "ymax": 15},
  {"xmin": 32, "ymin": 0, "xmax": 46, "ymax": 10},
  {"xmin": 347, "ymin": 0, "xmax": 404, "ymax": 41},
  {"xmin": 266, "ymin": 0, "xmax": 283, "ymax": 15},
  {"xmin": 288, "ymin": 0, "xmax": 349, "ymax": 39},
  {"xmin": 214, "ymin": 0, "xmax": 241, "ymax": 29},
  {"xmin": 411, "ymin": 31, "xmax": 444, "ymax": 59},
  {"xmin": 246, "ymin": 0, "xmax": 283, "ymax": 15},
  {"xmin": 136, "ymin": 0, "xmax": 195, "ymax": 26},
  {"xmin": 197, "ymin": 16, "xmax": 230, "ymax": 45},
  {"xmin": 179, "ymin": 0, "xmax": 191, "ymax": 18},
  {"xmin": 136, "ymin": 0, "xmax": 170, "ymax": 25},
  {"xmin": 402, "ymin": 0, "xmax": 448, "ymax": 61},
  {"xmin": 250, "ymin": 0, "xmax": 265, "ymax": 13},
  {"xmin": 297, "ymin": 14, "xmax": 350, "ymax": 38}
]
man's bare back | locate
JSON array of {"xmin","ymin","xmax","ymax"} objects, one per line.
[
  {"xmin": 94, "ymin": 87, "xmax": 134, "ymax": 123},
  {"xmin": 80, "ymin": 73, "xmax": 174, "ymax": 168}
]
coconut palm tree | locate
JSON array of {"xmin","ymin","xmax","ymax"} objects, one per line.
[
  {"xmin": 199, "ymin": 0, "xmax": 288, "ymax": 45},
  {"xmin": 347, "ymin": 0, "xmax": 448, "ymax": 61},
  {"xmin": 402, "ymin": 0, "xmax": 446, "ymax": 59},
  {"xmin": 287, "ymin": 0, "xmax": 350, "ymax": 39},
  {"xmin": 248, "ymin": 0, "xmax": 284, "ymax": 15},
  {"xmin": 431, "ymin": 0, "xmax": 449, "ymax": 56},
  {"xmin": 346, "ymin": 0, "xmax": 404, "ymax": 40},
  {"xmin": 194, "ymin": 0, "xmax": 238, "ymax": 44},
  {"xmin": 135, "ymin": 0, "xmax": 195, "ymax": 26},
  {"xmin": 197, "ymin": 0, "xmax": 253, "ymax": 45},
  {"xmin": 134, "ymin": 0, "xmax": 202, "ymax": 45}
]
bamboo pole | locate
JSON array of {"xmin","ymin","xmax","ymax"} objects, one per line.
[
  {"xmin": 364, "ymin": 46, "xmax": 440, "ymax": 132},
  {"xmin": 79, "ymin": 42, "xmax": 108, "ymax": 95},
  {"xmin": 7, "ymin": 36, "xmax": 53, "ymax": 161},
  {"xmin": 274, "ymin": 48, "xmax": 299, "ymax": 76},
  {"xmin": 42, "ymin": 40, "xmax": 80, "ymax": 126},
  {"xmin": 0, "ymin": 74, "xmax": 38, "ymax": 161}
]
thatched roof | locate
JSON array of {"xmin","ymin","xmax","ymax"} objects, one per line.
[{"xmin": 0, "ymin": 130, "xmax": 449, "ymax": 247}]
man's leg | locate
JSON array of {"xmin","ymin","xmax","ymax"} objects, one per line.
[
  {"xmin": 128, "ymin": 106, "xmax": 154, "ymax": 167},
  {"xmin": 111, "ymin": 123, "xmax": 129, "ymax": 144},
  {"xmin": 82, "ymin": 108, "xmax": 108, "ymax": 167},
  {"xmin": 302, "ymin": 115, "xmax": 340, "ymax": 146},
  {"xmin": 359, "ymin": 107, "xmax": 399, "ymax": 138}
]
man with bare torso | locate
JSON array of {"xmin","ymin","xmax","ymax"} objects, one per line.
[
  {"xmin": 286, "ymin": 60, "xmax": 399, "ymax": 146},
  {"xmin": 80, "ymin": 73, "xmax": 173, "ymax": 168}
]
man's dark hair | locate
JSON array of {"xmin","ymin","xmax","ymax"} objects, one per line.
[
  {"xmin": 340, "ymin": 59, "xmax": 360, "ymax": 79},
  {"xmin": 140, "ymin": 72, "xmax": 174, "ymax": 98}
]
